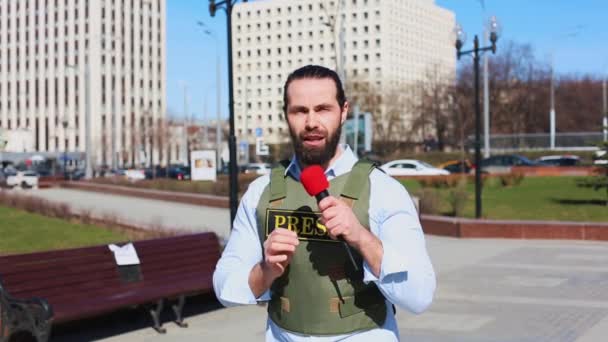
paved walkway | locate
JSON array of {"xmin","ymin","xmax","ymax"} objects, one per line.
[
  {"xmin": 51, "ymin": 235, "xmax": 608, "ymax": 341},
  {"xmin": 25, "ymin": 188, "xmax": 232, "ymax": 239}
]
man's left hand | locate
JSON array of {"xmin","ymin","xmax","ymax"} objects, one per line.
[{"xmin": 318, "ymin": 195, "xmax": 368, "ymax": 248}]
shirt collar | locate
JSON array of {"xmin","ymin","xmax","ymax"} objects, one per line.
[{"xmin": 284, "ymin": 144, "xmax": 358, "ymax": 181}]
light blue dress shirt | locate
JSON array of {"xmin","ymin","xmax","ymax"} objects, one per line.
[{"xmin": 213, "ymin": 146, "xmax": 436, "ymax": 341}]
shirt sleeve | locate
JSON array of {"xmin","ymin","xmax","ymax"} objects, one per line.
[
  {"xmin": 212, "ymin": 176, "xmax": 271, "ymax": 307},
  {"xmin": 362, "ymin": 170, "xmax": 436, "ymax": 314}
]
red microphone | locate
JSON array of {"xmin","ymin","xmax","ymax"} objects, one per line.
[
  {"xmin": 301, "ymin": 165, "xmax": 330, "ymax": 202},
  {"xmin": 301, "ymin": 165, "xmax": 359, "ymax": 271}
]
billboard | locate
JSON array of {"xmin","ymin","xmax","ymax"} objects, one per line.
[{"xmin": 190, "ymin": 150, "xmax": 217, "ymax": 181}]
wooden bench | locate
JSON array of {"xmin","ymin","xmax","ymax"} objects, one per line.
[{"xmin": 0, "ymin": 232, "xmax": 221, "ymax": 342}]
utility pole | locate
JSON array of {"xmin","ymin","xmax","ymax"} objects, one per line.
[
  {"xmin": 550, "ymin": 55, "xmax": 556, "ymax": 150},
  {"xmin": 603, "ymin": 76, "xmax": 607, "ymax": 142},
  {"xmin": 483, "ymin": 29, "xmax": 490, "ymax": 158},
  {"xmin": 183, "ymin": 83, "xmax": 190, "ymax": 167},
  {"xmin": 85, "ymin": 64, "xmax": 93, "ymax": 179},
  {"xmin": 216, "ymin": 47, "xmax": 222, "ymax": 170}
]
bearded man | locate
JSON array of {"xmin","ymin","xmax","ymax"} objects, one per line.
[{"xmin": 213, "ymin": 65, "xmax": 436, "ymax": 341}]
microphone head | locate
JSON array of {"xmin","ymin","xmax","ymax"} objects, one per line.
[{"xmin": 300, "ymin": 165, "xmax": 329, "ymax": 197}]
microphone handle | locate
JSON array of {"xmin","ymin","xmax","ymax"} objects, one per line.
[{"xmin": 315, "ymin": 190, "xmax": 360, "ymax": 272}]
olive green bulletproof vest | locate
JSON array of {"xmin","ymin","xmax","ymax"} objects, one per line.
[{"xmin": 255, "ymin": 160, "xmax": 387, "ymax": 336}]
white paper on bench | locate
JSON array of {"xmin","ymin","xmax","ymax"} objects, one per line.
[{"xmin": 108, "ymin": 243, "xmax": 141, "ymax": 266}]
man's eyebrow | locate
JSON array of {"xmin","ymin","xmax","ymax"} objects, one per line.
[
  {"xmin": 288, "ymin": 105, "xmax": 309, "ymax": 112},
  {"xmin": 314, "ymin": 103, "xmax": 334, "ymax": 110}
]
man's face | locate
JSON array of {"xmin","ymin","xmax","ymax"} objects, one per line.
[{"xmin": 285, "ymin": 78, "xmax": 348, "ymax": 166}]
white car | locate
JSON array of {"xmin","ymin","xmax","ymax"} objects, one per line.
[
  {"xmin": 125, "ymin": 169, "xmax": 146, "ymax": 181},
  {"xmin": 244, "ymin": 163, "xmax": 272, "ymax": 175},
  {"xmin": 6, "ymin": 171, "xmax": 39, "ymax": 188},
  {"xmin": 380, "ymin": 159, "xmax": 450, "ymax": 176},
  {"xmin": 593, "ymin": 150, "xmax": 607, "ymax": 165}
]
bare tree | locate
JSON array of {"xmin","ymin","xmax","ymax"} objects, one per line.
[
  {"xmin": 345, "ymin": 78, "xmax": 410, "ymax": 154},
  {"xmin": 408, "ymin": 64, "xmax": 454, "ymax": 151}
]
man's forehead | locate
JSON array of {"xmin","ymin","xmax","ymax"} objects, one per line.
[{"xmin": 287, "ymin": 78, "xmax": 338, "ymax": 104}]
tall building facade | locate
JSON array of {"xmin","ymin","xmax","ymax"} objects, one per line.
[
  {"xmin": 232, "ymin": 0, "xmax": 455, "ymax": 144},
  {"xmin": 0, "ymin": 0, "xmax": 166, "ymax": 168}
]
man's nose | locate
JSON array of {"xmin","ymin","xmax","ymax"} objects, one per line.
[{"xmin": 305, "ymin": 111, "xmax": 319, "ymax": 129}]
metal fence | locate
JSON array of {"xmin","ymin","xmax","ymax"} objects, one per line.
[{"xmin": 468, "ymin": 132, "xmax": 605, "ymax": 152}]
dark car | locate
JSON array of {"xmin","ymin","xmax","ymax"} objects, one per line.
[
  {"xmin": 166, "ymin": 166, "xmax": 190, "ymax": 180},
  {"xmin": 478, "ymin": 154, "xmax": 544, "ymax": 174},
  {"xmin": 65, "ymin": 169, "xmax": 85, "ymax": 180},
  {"xmin": 0, "ymin": 170, "xmax": 6, "ymax": 188},
  {"xmin": 537, "ymin": 155, "xmax": 580, "ymax": 167}
]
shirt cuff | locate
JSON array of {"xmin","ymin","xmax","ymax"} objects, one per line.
[
  {"xmin": 219, "ymin": 264, "xmax": 269, "ymax": 305},
  {"xmin": 363, "ymin": 241, "xmax": 409, "ymax": 283}
]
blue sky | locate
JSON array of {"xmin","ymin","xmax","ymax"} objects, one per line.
[{"xmin": 167, "ymin": 0, "xmax": 608, "ymax": 120}]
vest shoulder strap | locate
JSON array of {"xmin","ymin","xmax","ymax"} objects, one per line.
[
  {"xmin": 340, "ymin": 159, "xmax": 376, "ymax": 200},
  {"xmin": 269, "ymin": 160, "xmax": 290, "ymax": 202}
]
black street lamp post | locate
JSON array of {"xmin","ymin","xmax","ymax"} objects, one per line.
[
  {"xmin": 208, "ymin": 0, "xmax": 248, "ymax": 228},
  {"xmin": 454, "ymin": 17, "xmax": 501, "ymax": 219}
]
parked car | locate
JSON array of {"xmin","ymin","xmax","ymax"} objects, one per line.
[
  {"xmin": 536, "ymin": 155, "xmax": 580, "ymax": 167},
  {"xmin": 438, "ymin": 159, "xmax": 472, "ymax": 174},
  {"xmin": 593, "ymin": 149, "xmax": 607, "ymax": 165},
  {"xmin": 65, "ymin": 169, "xmax": 85, "ymax": 180},
  {"xmin": 125, "ymin": 169, "xmax": 146, "ymax": 181},
  {"xmin": 160, "ymin": 165, "xmax": 190, "ymax": 180},
  {"xmin": 478, "ymin": 154, "xmax": 545, "ymax": 174},
  {"xmin": 380, "ymin": 159, "xmax": 450, "ymax": 176},
  {"xmin": 0, "ymin": 170, "xmax": 7, "ymax": 188},
  {"xmin": 243, "ymin": 163, "xmax": 272, "ymax": 175},
  {"xmin": 6, "ymin": 171, "xmax": 39, "ymax": 189}
]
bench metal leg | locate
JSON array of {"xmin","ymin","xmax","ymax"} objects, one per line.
[
  {"xmin": 149, "ymin": 300, "xmax": 166, "ymax": 334},
  {"xmin": 172, "ymin": 295, "xmax": 188, "ymax": 328}
]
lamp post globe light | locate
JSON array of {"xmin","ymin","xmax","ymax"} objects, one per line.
[
  {"xmin": 208, "ymin": 0, "xmax": 248, "ymax": 228},
  {"xmin": 454, "ymin": 16, "xmax": 501, "ymax": 219}
]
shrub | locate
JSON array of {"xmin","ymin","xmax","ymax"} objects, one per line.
[
  {"xmin": 448, "ymin": 183, "xmax": 469, "ymax": 217},
  {"xmin": 418, "ymin": 175, "xmax": 464, "ymax": 189},
  {"xmin": 415, "ymin": 188, "xmax": 442, "ymax": 215},
  {"xmin": 499, "ymin": 172, "xmax": 525, "ymax": 187}
]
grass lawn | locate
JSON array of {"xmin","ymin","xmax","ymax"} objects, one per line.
[
  {"xmin": 400, "ymin": 176, "xmax": 608, "ymax": 222},
  {"xmin": 0, "ymin": 205, "xmax": 129, "ymax": 255}
]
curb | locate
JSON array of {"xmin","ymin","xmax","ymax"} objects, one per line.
[{"xmin": 421, "ymin": 215, "xmax": 608, "ymax": 241}]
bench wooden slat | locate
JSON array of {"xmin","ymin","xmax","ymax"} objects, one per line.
[
  {"xmin": 2, "ymin": 246, "xmax": 219, "ymax": 291},
  {"xmin": 52, "ymin": 274, "xmax": 213, "ymax": 324}
]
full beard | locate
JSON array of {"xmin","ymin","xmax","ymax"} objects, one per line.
[{"xmin": 290, "ymin": 125, "xmax": 342, "ymax": 166}]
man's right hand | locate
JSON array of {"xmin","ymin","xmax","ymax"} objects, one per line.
[
  {"xmin": 249, "ymin": 228, "xmax": 299, "ymax": 298},
  {"xmin": 262, "ymin": 228, "xmax": 300, "ymax": 280}
]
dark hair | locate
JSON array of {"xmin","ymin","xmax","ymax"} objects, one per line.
[{"xmin": 282, "ymin": 65, "xmax": 346, "ymax": 114}]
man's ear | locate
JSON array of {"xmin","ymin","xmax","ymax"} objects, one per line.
[{"xmin": 341, "ymin": 101, "xmax": 349, "ymax": 125}]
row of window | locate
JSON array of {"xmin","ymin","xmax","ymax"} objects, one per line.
[
  {"xmin": 237, "ymin": 125, "xmax": 284, "ymax": 137},
  {"xmin": 236, "ymin": 113, "xmax": 283, "ymax": 125},
  {"xmin": 237, "ymin": 19, "xmax": 381, "ymax": 36},
  {"xmin": 0, "ymin": 77, "xmax": 161, "ymax": 112},
  {"xmin": 3, "ymin": 0, "xmax": 159, "ymax": 18},
  {"xmin": 236, "ymin": 0, "xmax": 378, "ymax": 19}
]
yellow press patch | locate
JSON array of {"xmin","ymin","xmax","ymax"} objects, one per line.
[{"xmin": 265, "ymin": 208, "xmax": 338, "ymax": 242}]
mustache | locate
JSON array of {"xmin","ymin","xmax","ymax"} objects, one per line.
[{"xmin": 299, "ymin": 130, "xmax": 327, "ymax": 139}]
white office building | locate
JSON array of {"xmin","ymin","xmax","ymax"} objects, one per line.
[
  {"xmin": 233, "ymin": 0, "xmax": 455, "ymax": 144},
  {"xmin": 0, "ymin": 0, "xmax": 166, "ymax": 168}
]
